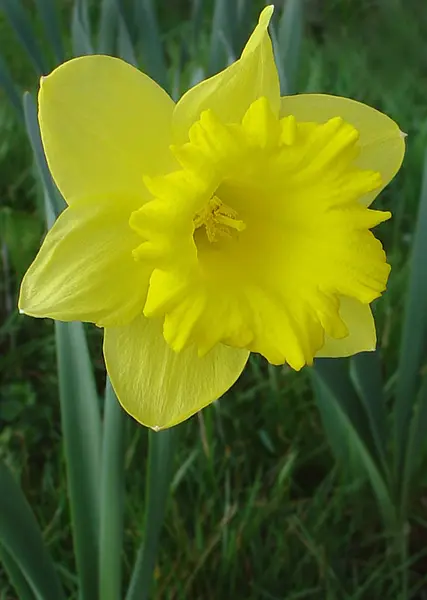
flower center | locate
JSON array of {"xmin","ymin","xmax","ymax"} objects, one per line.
[
  {"xmin": 193, "ymin": 195, "xmax": 246, "ymax": 243},
  {"xmin": 130, "ymin": 96, "xmax": 389, "ymax": 369}
]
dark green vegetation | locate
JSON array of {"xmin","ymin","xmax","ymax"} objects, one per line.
[{"xmin": 2, "ymin": 1, "xmax": 427, "ymax": 598}]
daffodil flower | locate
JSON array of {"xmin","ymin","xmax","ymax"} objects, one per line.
[{"xmin": 19, "ymin": 6, "xmax": 405, "ymax": 429}]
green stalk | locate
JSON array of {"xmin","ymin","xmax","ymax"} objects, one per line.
[
  {"xmin": 0, "ymin": 0, "xmax": 48, "ymax": 74},
  {"xmin": 23, "ymin": 92, "xmax": 102, "ymax": 600},
  {"xmin": 394, "ymin": 149, "xmax": 427, "ymax": 501},
  {"xmin": 0, "ymin": 462, "xmax": 65, "ymax": 600},
  {"xmin": 34, "ymin": 0, "xmax": 65, "ymax": 65},
  {"xmin": 99, "ymin": 379, "xmax": 127, "ymax": 600},
  {"xmin": 0, "ymin": 53, "xmax": 24, "ymax": 120},
  {"xmin": 0, "ymin": 545, "xmax": 36, "ymax": 600},
  {"xmin": 126, "ymin": 428, "xmax": 176, "ymax": 600}
]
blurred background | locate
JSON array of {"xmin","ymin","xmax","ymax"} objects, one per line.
[{"xmin": 1, "ymin": 0, "xmax": 427, "ymax": 598}]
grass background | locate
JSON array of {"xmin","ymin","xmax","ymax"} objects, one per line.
[{"xmin": 1, "ymin": 0, "xmax": 427, "ymax": 598}]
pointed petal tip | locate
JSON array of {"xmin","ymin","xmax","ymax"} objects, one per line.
[{"xmin": 261, "ymin": 4, "xmax": 275, "ymax": 21}]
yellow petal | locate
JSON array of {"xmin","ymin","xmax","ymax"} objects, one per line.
[
  {"xmin": 39, "ymin": 55, "xmax": 176, "ymax": 207},
  {"xmin": 172, "ymin": 6, "xmax": 280, "ymax": 144},
  {"xmin": 103, "ymin": 315, "xmax": 249, "ymax": 429},
  {"xmin": 19, "ymin": 203, "xmax": 150, "ymax": 326},
  {"xmin": 280, "ymin": 94, "xmax": 405, "ymax": 205},
  {"xmin": 316, "ymin": 296, "xmax": 376, "ymax": 358}
]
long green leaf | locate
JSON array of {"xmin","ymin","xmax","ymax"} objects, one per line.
[
  {"xmin": 401, "ymin": 373, "xmax": 427, "ymax": 516},
  {"xmin": 208, "ymin": 0, "xmax": 236, "ymax": 75},
  {"xmin": 276, "ymin": 0, "xmax": 304, "ymax": 95},
  {"xmin": 394, "ymin": 149, "xmax": 427, "ymax": 489},
  {"xmin": 314, "ymin": 358, "xmax": 377, "ymax": 457},
  {"xmin": 350, "ymin": 351, "xmax": 389, "ymax": 475},
  {"xmin": 0, "ymin": 0, "xmax": 48, "ymax": 74},
  {"xmin": 0, "ymin": 462, "xmax": 65, "ymax": 600},
  {"xmin": 98, "ymin": 0, "xmax": 118, "ymax": 54},
  {"xmin": 23, "ymin": 92, "xmax": 102, "ymax": 600},
  {"xmin": 236, "ymin": 0, "xmax": 253, "ymax": 48},
  {"xmin": 22, "ymin": 93, "xmax": 65, "ymax": 219},
  {"xmin": 99, "ymin": 379, "xmax": 126, "ymax": 600},
  {"xmin": 126, "ymin": 429, "xmax": 176, "ymax": 600},
  {"xmin": 0, "ymin": 545, "xmax": 36, "ymax": 600},
  {"xmin": 191, "ymin": 0, "xmax": 204, "ymax": 50},
  {"xmin": 133, "ymin": 0, "xmax": 167, "ymax": 88},
  {"xmin": 55, "ymin": 322, "xmax": 102, "ymax": 600},
  {"xmin": 311, "ymin": 372, "xmax": 396, "ymax": 528},
  {"xmin": 71, "ymin": 0, "xmax": 94, "ymax": 57},
  {"xmin": 0, "ymin": 54, "xmax": 24, "ymax": 120},
  {"xmin": 117, "ymin": 9, "xmax": 138, "ymax": 67},
  {"xmin": 34, "ymin": 0, "xmax": 65, "ymax": 65}
]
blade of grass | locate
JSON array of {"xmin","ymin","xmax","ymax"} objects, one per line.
[
  {"xmin": 23, "ymin": 92, "xmax": 102, "ymax": 600},
  {"xmin": 208, "ymin": 0, "xmax": 237, "ymax": 75},
  {"xmin": 71, "ymin": 0, "xmax": 94, "ymax": 56},
  {"xmin": 34, "ymin": 0, "xmax": 65, "ymax": 65},
  {"xmin": 55, "ymin": 326, "xmax": 101, "ymax": 600},
  {"xmin": 314, "ymin": 359, "xmax": 377, "ymax": 457},
  {"xmin": 350, "ymin": 351, "xmax": 389, "ymax": 476},
  {"xmin": 0, "ymin": 54, "xmax": 24, "ymax": 120},
  {"xmin": 311, "ymin": 371, "xmax": 396, "ymax": 529},
  {"xmin": 236, "ymin": 0, "xmax": 254, "ymax": 51},
  {"xmin": 401, "ymin": 372, "xmax": 427, "ymax": 516},
  {"xmin": 0, "ymin": 462, "xmax": 65, "ymax": 600},
  {"xmin": 0, "ymin": 0, "xmax": 48, "ymax": 74},
  {"xmin": 99, "ymin": 379, "xmax": 127, "ymax": 600},
  {"xmin": 22, "ymin": 93, "xmax": 64, "ymax": 219},
  {"xmin": 276, "ymin": 0, "xmax": 304, "ymax": 95},
  {"xmin": 98, "ymin": 0, "xmax": 118, "ymax": 54},
  {"xmin": 191, "ymin": 0, "xmax": 204, "ymax": 50},
  {"xmin": 394, "ymin": 149, "xmax": 427, "ymax": 493},
  {"xmin": 126, "ymin": 428, "xmax": 176, "ymax": 600},
  {"xmin": 0, "ymin": 545, "xmax": 36, "ymax": 600},
  {"xmin": 133, "ymin": 0, "xmax": 167, "ymax": 89},
  {"xmin": 117, "ymin": 9, "xmax": 138, "ymax": 67}
]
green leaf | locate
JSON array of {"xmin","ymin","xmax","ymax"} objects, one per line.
[
  {"xmin": 34, "ymin": 0, "xmax": 65, "ymax": 65},
  {"xmin": 98, "ymin": 0, "xmax": 118, "ymax": 54},
  {"xmin": 0, "ymin": 462, "xmax": 66, "ymax": 600},
  {"xmin": 350, "ymin": 351, "xmax": 389, "ymax": 475},
  {"xmin": 394, "ymin": 149, "xmax": 427, "ymax": 492},
  {"xmin": 276, "ymin": 0, "xmax": 304, "ymax": 95},
  {"xmin": 236, "ymin": 0, "xmax": 253, "ymax": 49},
  {"xmin": 314, "ymin": 359, "xmax": 376, "ymax": 455},
  {"xmin": 190, "ymin": 0, "xmax": 204, "ymax": 50},
  {"xmin": 0, "ymin": 545, "xmax": 36, "ymax": 600},
  {"xmin": 133, "ymin": 0, "xmax": 167, "ymax": 89},
  {"xmin": 0, "ymin": 53, "xmax": 24, "ymax": 120},
  {"xmin": 311, "ymin": 372, "xmax": 396, "ymax": 528},
  {"xmin": 0, "ymin": 0, "xmax": 48, "ymax": 74},
  {"xmin": 401, "ymin": 373, "xmax": 427, "ymax": 516},
  {"xmin": 99, "ymin": 379, "xmax": 127, "ymax": 600},
  {"xmin": 22, "ymin": 93, "xmax": 65, "ymax": 222},
  {"xmin": 117, "ymin": 9, "xmax": 138, "ymax": 67},
  {"xmin": 0, "ymin": 207, "xmax": 43, "ymax": 277},
  {"xmin": 208, "ymin": 0, "xmax": 237, "ymax": 75},
  {"xmin": 23, "ymin": 91, "xmax": 102, "ymax": 600},
  {"xmin": 55, "ymin": 322, "xmax": 102, "ymax": 600},
  {"xmin": 126, "ymin": 428, "xmax": 176, "ymax": 600},
  {"xmin": 71, "ymin": 0, "xmax": 94, "ymax": 57}
]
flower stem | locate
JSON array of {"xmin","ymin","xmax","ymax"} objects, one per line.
[{"xmin": 126, "ymin": 427, "xmax": 176, "ymax": 600}]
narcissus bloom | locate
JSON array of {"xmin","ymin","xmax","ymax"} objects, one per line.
[{"xmin": 19, "ymin": 6, "xmax": 405, "ymax": 429}]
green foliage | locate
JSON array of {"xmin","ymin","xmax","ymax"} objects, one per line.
[{"xmin": 1, "ymin": 0, "xmax": 427, "ymax": 598}]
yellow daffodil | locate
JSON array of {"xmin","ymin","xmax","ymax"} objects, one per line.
[{"xmin": 19, "ymin": 6, "xmax": 405, "ymax": 429}]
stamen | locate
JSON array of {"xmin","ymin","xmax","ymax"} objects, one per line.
[{"xmin": 194, "ymin": 195, "xmax": 246, "ymax": 243}]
